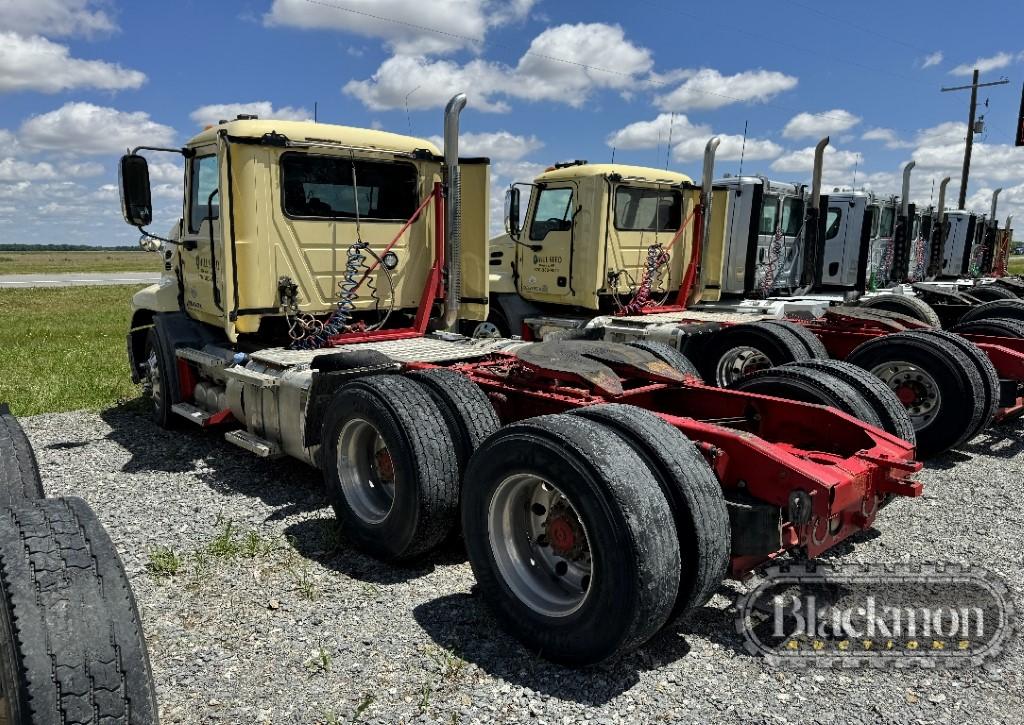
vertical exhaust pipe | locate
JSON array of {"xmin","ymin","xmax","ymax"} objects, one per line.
[
  {"xmin": 990, "ymin": 187, "xmax": 1002, "ymax": 221},
  {"xmin": 689, "ymin": 136, "xmax": 720, "ymax": 303},
  {"xmin": 809, "ymin": 136, "xmax": 829, "ymax": 211},
  {"xmin": 936, "ymin": 177, "xmax": 950, "ymax": 225},
  {"xmin": 900, "ymin": 161, "xmax": 916, "ymax": 217},
  {"xmin": 442, "ymin": 93, "xmax": 467, "ymax": 330},
  {"xmin": 699, "ymin": 136, "xmax": 720, "ymax": 257}
]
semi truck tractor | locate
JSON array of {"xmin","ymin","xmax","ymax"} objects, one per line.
[{"xmin": 117, "ymin": 95, "xmax": 923, "ymax": 665}]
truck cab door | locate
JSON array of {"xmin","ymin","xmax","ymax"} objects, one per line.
[
  {"xmin": 820, "ymin": 199, "xmax": 860, "ymax": 287},
  {"xmin": 517, "ymin": 183, "xmax": 576, "ymax": 299},
  {"xmin": 180, "ymin": 149, "xmax": 225, "ymax": 323}
]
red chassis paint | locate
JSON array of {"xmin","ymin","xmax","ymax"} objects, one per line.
[{"xmin": 405, "ymin": 357, "xmax": 922, "ymax": 580}]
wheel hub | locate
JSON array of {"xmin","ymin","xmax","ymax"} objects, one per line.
[
  {"xmin": 487, "ymin": 475, "xmax": 593, "ymax": 617},
  {"xmin": 716, "ymin": 346, "xmax": 772, "ymax": 386},
  {"xmin": 870, "ymin": 361, "xmax": 942, "ymax": 430}
]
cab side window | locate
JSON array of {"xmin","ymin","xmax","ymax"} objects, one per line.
[
  {"xmin": 825, "ymin": 207, "xmax": 843, "ymax": 240},
  {"xmin": 759, "ymin": 194, "xmax": 779, "ymax": 234},
  {"xmin": 189, "ymin": 155, "xmax": 219, "ymax": 233},
  {"xmin": 529, "ymin": 187, "xmax": 573, "ymax": 241}
]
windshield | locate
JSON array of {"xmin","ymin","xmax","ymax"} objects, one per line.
[
  {"xmin": 281, "ymin": 153, "xmax": 418, "ymax": 221},
  {"xmin": 613, "ymin": 186, "xmax": 682, "ymax": 232}
]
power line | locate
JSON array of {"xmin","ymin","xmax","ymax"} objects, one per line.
[{"xmin": 781, "ymin": 0, "xmax": 934, "ymax": 55}]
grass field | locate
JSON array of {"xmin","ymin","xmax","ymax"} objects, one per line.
[
  {"xmin": 0, "ymin": 285, "xmax": 144, "ymax": 415},
  {"xmin": 1009, "ymin": 256, "xmax": 1024, "ymax": 275},
  {"xmin": 0, "ymin": 250, "xmax": 160, "ymax": 275}
]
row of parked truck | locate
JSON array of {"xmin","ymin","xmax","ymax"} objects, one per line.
[{"xmin": 103, "ymin": 94, "xmax": 1024, "ymax": 674}]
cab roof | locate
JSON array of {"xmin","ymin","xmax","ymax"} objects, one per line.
[
  {"xmin": 186, "ymin": 119, "xmax": 442, "ymax": 156},
  {"xmin": 535, "ymin": 163, "xmax": 692, "ymax": 185}
]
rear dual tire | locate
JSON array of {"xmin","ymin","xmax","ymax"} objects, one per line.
[
  {"xmin": 0, "ymin": 404, "xmax": 44, "ymax": 503},
  {"xmin": 463, "ymin": 412, "xmax": 725, "ymax": 665},
  {"xmin": 847, "ymin": 331, "xmax": 990, "ymax": 457},
  {"xmin": 696, "ymin": 321, "xmax": 824, "ymax": 387}
]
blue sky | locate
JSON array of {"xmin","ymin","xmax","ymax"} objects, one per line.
[{"xmin": 2, "ymin": 0, "xmax": 1023, "ymax": 246}]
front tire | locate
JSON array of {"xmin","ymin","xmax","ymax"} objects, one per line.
[
  {"xmin": 142, "ymin": 329, "xmax": 177, "ymax": 429},
  {"xmin": 462, "ymin": 414, "xmax": 680, "ymax": 665}
]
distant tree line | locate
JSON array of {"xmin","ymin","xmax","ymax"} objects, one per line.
[{"xmin": 0, "ymin": 244, "xmax": 143, "ymax": 252}]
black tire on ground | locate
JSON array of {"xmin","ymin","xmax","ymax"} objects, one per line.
[
  {"xmin": 846, "ymin": 332, "xmax": 986, "ymax": 457},
  {"xmin": 754, "ymin": 319, "xmax": 829, "ymax": 359},
  {"xmin": 993, "ymin": 278, "xmax": 1024, "ymax": 294},
  {"xmin": 624, "ymin": 340, "xmax": 701, "ymax": 378},
  {"xmin": 901, "ymin": 329, "xmax": 999, "ymax": 441},
  {"xmin": 568, "ymin": 404, "xmax": 729, "ymax": 617},
  {"xmin": 0, "ymin": 497, "xmax": 158, "ymax": 724},
  {"xmin": 0, "ymin": 405, "xmax": 44, "ymax": 503},
  {"xmin": 950, "ymin": 317, "xmax": 1024, "ymax": 339},
  {"xmin": 694, "ymin": 322, "xmax": 814, "ymax": 387},
  {"xmin": 405, "ymin": 368, "xmax": 501, "ymax": 478},
  {"xmin": 967, "ymin": 284, "xmax": 1018, "ymax": 302},
  {"xmin": 788, "ymin": 360, "xmax": 917, "ymax": 445},
  {"xmin": 143, "ymin": 328, "xmax": 178, "ymax": 429},
  {"xmin": 958, "ymin": 299, "xmax": 1024, "ymax": 324},
  {"xmin": 321, "ymin": 375, "xmax": 459, "ymax": 561},
  {"xmin": 857, "ymin": 294, "xmax": 941, "ymax": 327},
  {"xmin": 727, "ymin": 366, "xmax": 884, "ymax": 430},
  {"xmin": 462, "ymin": 414, "xmax": 680, "ymax": 665}
]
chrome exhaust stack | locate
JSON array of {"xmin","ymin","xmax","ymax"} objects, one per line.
[
  {"xmin": 692, "ymin": 136, "xmax": 720, "ymax": 302},
  {"xmin": 990, "ymin": 187, "xmax": 1002, "ymax": 221},
  {"xmin": 809, "ymin": 136, "xmax": 829, "ymax": 211},
  {"xmin": 937, "ymin": 177, "xmax": 951, "ymax": 226},
  {"xmin": 901, "ymin": 160, "xmax": 916, "ymax": 217},
  {"xmin": 443, "ymin": 93, "xmax": 467, "ymax": 331}
]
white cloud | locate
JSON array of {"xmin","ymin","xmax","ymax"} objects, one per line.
[
  {"xmin": 486, "ymin": 0, "xmax": 538, "ymax": 26},
  {"xmin": 921, "ymin": 51, "xmax": 943, "ymax": 69},
  {"xmin": 265, "ymin": 0, "xmax": 488, "ymax": 55},
  {"xmin": 950, "ymin": 51, "xmax": 1017, "ymax": 76},
  {"xmin": 189, "ymin": 101, "xmax": 312, "ymax": 126},
  {"xmin": 0, "ymin": 158, "xmax": 56, "ymax": 181},
  {"xmin": 60, "ymin": 161, "xmax": 104, "ymax": 177},
  {"xmin": 861, "ymin": 127, "xmax": 912, "ymax": 149},
  {"xmin": 148, "ymin": 162, "xmax": 183, "ymax": 184},
  {"xmin": 344, "ymin": 23, "xmax": 654, "ymax": 112},
  {"xmin": 782, "ymin": 109, "xmax": 860, "ymax": 139},
  {"xmin": 606, "ymin": 113, "xmax": 782, "ymax": 163},
  {"xmin": 654, "ymin": 68, "xmax": 797, "ymax": 111},
  {"xmin": 427, "ymin": 130, "xmax": 542, "ymax": 160},
  {"xmin": 771, "ymin": 146, "xmax": 863, "ymax": 175},
  {"xmin": 675, "ymin": 134, "xmax": 781, "ymax": 162},
  {"xmin": 0, "ymin": 32, "xmax": 145, "ymax": 93},
  {"xmin": 0, "ymin": 0, "xmax": 116, "ymax": 37},
  {"xmin": 20, "ymin": 102, "xmax": 176, "ymax": 155}
]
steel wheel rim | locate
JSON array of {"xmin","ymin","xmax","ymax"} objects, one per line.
[
  {"xmin": 870, "ymin": 361, "xmax": 942, "ymax": 430},
  {"xmin": 716, "ymin": 346, "xmax": 772, "ymax": 386},
  {"xmin": 487, "ymin": 474, "xmax": 593, "ymax": 617},
  {"xmin": 336, "ymin": 418, "xmax": 396, "ymax": 524}
]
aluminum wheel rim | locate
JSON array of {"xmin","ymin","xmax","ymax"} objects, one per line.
[
  {"xmin": 871, "ymin": 361, "xmax": 943, "ymax": 430},
  {"xmin": 487, "ymin": 474, "xmax": 593, "ymax": 618},
  {"xmin": 145, "ymin": 348, "xmax": 162, "ymax": 412},
  {"xmin": 472, "ymin": 321, "xmax": 501, "ymax": 339},
  {"xmin": 716, "ymin": 346, "xmax": 772, "ymax": 386},
  {"xmin": 336, "ymin": 418, "xmax": 396, "ymax": 524}
]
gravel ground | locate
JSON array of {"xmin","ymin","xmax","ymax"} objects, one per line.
[{"xmin": 22, "ymin": 406, "xmax": 1024, "ymax": 724}]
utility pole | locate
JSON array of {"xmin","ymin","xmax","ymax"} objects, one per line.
[{"xmin": 941, "ymin": 70, "xmax": 1008, "ymax": 209}]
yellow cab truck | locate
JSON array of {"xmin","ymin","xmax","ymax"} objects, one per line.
[
  {"xmin": 487, "ymin": 138, "xmax": 1024, "ymax": 457},
  {"xmin": 117, "ymin": 95, "xmax": 922, "ymax": 665}
]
